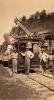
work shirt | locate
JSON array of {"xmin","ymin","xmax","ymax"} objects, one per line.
[
  {"xmin": 21, "ymin": 50, "xmax": 34, "ymax": 60},
  {"xmin": 11, "ymin": 52, "xmax": 18, "ymax": 59},
  {"xmin": 39, "ymin": 52, "xmax": 48, "ymax": 62},
  {"xmin": 7, "ymin": 45, "xmax": 13, "ymax": 50},
  {"xmin": 5, "ymin": 49, "xmax": 11, "ymax": 55}
]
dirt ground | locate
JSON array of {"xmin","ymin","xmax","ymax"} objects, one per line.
[{"xmin": 0, "ymin": 64, "xmax": 42, "ymax": 100}]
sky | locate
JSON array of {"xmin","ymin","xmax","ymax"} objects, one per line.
[{"xmin": 0, "ymin": 0, "xmax": 54, "ymax": 44}]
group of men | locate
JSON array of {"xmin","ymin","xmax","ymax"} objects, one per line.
[
  {"xmin": 5, "ymin": 45, "xmax": 34, "ymax": 75},
  {"xmin": 5, "ymin": 44, "xmax": 48, "ymax": 75}
]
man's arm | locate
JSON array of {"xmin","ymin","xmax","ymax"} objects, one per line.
[
  {"xmin": 30, "ymin": 52, "xmax": 34, "ymax": 58},
  {"xmin": 21, "ymin": 52, "xmax": 25, "ymax": 56}
]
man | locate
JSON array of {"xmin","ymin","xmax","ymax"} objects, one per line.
[
  {"xmin": 5, "ymin": 44, "xmax": 13, "ymax": 69},
  {"xmin": 39, "ymin": 48, "xmax": 48, "ymax": 73},
  {"xmin": 11, "ymin": 49, "xmax": 18, "ymax": 75},
  {"xmin": 21, "ymin": 48, "xmax": 34, "ymax": 75},
  {"xmin": 5, "ymin": 44, "xmax": 13, "ymax": 55}
]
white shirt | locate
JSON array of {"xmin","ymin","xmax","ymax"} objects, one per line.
[
  {"xmin": 7, "ymin": 45, "xmax": 13, "ymax": 50},
  {"xmin": 5, "ymin": 49, "xmax": 11, "ymax": 55},
  {"xmin": 39, "ymin": 52, "xmax": 48, "ymax": 62},
  {"xmin": 21, "ymin": 50, "xmax": 34, "ymax": 59}
]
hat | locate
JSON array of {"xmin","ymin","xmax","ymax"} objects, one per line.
[
  {"xmin": 26, "ymin": 42, "xmax": 32, "ymax": 49},
  {"xmin": 41, "ymin": 48, "xmax": 45, "ymax": 51}
]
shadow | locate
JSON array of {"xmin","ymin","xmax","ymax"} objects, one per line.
[
  {"xmin": 17, "ymin": 69, "xmax": 36, "ymax": 74},
  {"xmin": 17, "ymin": 70, "xmax": 25, "ymax": 74},
  {"xmin": 0, "ymin": 60, "xmax": 8, "ymax": 67},
  {"xmin": 30, "ymin": 70, "xmax": 36, "ymax": 73}
]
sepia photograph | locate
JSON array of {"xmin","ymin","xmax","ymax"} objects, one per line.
[{"xmin": 0, "ymin": 0, "xmax": 54, "ymax": 100}]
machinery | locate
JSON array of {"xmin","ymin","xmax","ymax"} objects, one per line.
[
  {"xmin": 0, "ymin": 18, "xmax": 54, "ymax": 73},
  {"xmin": 12, "ymin": 18, "xmax": 43, "ymax": 71}
]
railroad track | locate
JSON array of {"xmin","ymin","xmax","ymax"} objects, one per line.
[
  {"xmin": 28, "ymin": 74, "xmax": 54, "ymax": 92},
  {"xmin": 29, "ymin": 73, "xmax": 54, "ymax": 91},
  {"xmin": 39, "ymin": 73, "xmax": 54, "ymax": 80},
  {"xmin": 16, "ymin": 72, "xmax": 54, "ymax": 99}
]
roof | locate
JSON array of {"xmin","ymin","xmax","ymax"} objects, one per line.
[{"xmin": 38, "ymin": 30, "xmax": 52, "ymax": 35}]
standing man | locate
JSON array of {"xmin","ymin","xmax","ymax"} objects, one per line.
[
  {"xmin": 21, "ymin": 48, "xmax": 34, "ymax": 75},
  {"xmin": 5, "ymin": 44, "xmax": 13, "ymax": 68},
  {"xmin": 11, "ymin": 48, "xmax": 18, "ymax": 75},
  {"xmin": 39, "ymin": 48, "xmax": 48, "ymax": 73}
]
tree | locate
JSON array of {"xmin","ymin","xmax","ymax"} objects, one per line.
[
  {"xmin": 40, "ymin": 10, "xmax": 46, "ymax": 21},
  {"xmin": 3, "ymin": 33, "xmax": 9, "ymax": 42},
  {"xmin": 14, "ymin": 17, "xmax": 18, "ymax": 25},
  {"xmin": 21, "ymin": 16, "xmax": 27, "ymax": 22},
  {"xmin": 34, "ymin": 11, "xmax": 40, "ymax": 20},
  {"xmin": 3, "ymin": 33, "xmax": 9, "ymax": 49},
  {"xmin": 45, "ymin": 33, "xmax": 53, "ymax": 53}
]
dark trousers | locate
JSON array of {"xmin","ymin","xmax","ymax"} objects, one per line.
[{"xmin": 41, "ymin": 60, "xmax": 46, "ymax": 72}]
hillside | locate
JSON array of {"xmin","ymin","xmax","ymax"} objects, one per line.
[
  {"xmin": 20, "ymin": 10, "xmax": 54, "ymax": 33},
  {"xmin": 0, "ymin": 10, "xmax": 54, "ymax": 52}
]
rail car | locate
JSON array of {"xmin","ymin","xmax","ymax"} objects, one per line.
[
  {"xmin": 12, "ymin": 37, "xmax": 54, "ymax": 73},
  {"xmin": 14, "ymin": 37, "xmax": 40, "ymax": 71}
]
